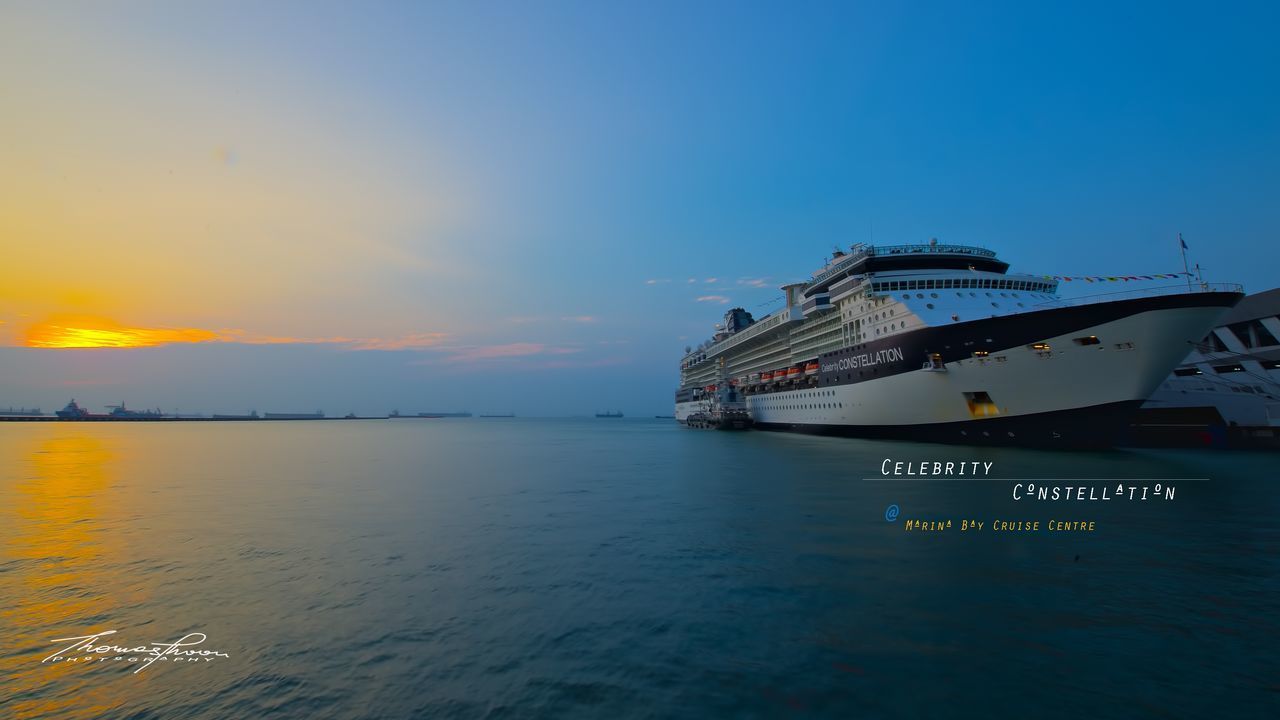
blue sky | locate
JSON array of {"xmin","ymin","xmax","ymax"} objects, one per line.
[{"xmin": 2, "ymin": 1, "xmax": 1278, "ymax": 415}]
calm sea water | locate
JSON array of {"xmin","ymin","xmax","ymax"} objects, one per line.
[{"xmin": 1, "ymin": 419, "xmax": 1277, "ymax": 718}]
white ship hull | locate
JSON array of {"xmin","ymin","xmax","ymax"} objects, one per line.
[
  {"xmin": 1127, "ymin": 287, "xmax": 1280, "ymax": 447},
  {"xmin": 675, "ymin": 401, "xmax": 703, "ymax": 424}
]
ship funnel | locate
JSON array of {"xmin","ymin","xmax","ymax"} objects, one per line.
[{"xmin": 780, "ymin": 282, "xmax": 807, "ymax": 309}]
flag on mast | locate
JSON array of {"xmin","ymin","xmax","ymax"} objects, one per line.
[{"xmin": 1178, "ymin": 233, "xmax": 1192, "ymax": 289}]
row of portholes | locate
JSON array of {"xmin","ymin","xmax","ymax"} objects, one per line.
[
  {"xmin": 759, "ymin": 402, "xmax": 844, "ymax": 411},
  {"xmin": 875, "ymin": 322, "xmax": 907, "ymax": 335},
  {"xmin": 755, "ymin": 389, "xmax": 844, "ymax": 411},
  {"xmin": 905, "ymin": 291, "xmax": 1032, "ymax": 301}
]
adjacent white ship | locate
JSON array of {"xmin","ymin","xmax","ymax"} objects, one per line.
[
  {"xmin": 1133, "ymin": 287, "xmax": 1280, "ymax": 447},
  {"xmin": 674, "ymin": 241, "xmax": 1242, "ymax": 447}
]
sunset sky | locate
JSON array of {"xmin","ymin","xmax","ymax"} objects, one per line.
[{"xmin": 3, "ymin": 1, "xmax": 1278, "ymax": 415}]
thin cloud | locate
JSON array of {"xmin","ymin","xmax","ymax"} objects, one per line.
[
  {"xmin": 440, "ymin": 343, "xmax": 583, "ymax": 363},
  {"xmin": 344, "ymin": 333, "xmax": 449, "ymax": 350},
  {"xmin": 737, "ymin": 277, "xmax": 771, "ymax": 288},
  {"xmin": 561, "ymin": 315, "xmax": 597, "ymax": 323},
  {"xmin": 696, "ymin": 295, "xmax": 730, "ymax": 304},
  {"xmin": 644, "ymin": 278, "xmax": 671, "ymax": 285},
  {"xmin": 528, "ymin": 355, "xmax": 630, "ymax": 370},
  {"xmin": 704, "ymin": 277, "xmax": 718, "ymax": 283},
  {"xmin": 229, "ymin": 331, "xmax": 449, "ymax": 350}
]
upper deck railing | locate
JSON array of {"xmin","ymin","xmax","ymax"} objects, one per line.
[
  {"xmin": 1033, "ymin": 282, "xmax": 1244, "ymax": 308},
  {"xmin": 809, "ymin": 243, "xmax": 997, "ymax": 285}
]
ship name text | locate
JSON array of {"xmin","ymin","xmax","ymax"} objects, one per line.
[{"xmin": 823, "ymin": 347, "xmax": 904, "ymax": 373}]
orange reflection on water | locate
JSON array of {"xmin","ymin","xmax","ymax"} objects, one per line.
[{"xmin": 0, "ymin": 430, "xmax": 135, "ymax": 718}]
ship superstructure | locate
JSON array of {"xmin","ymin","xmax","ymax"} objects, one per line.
[
  {"xmin": 1133, "ymin": 287, "xmax": 1280, "ymax": 446},
  {"xmin": 675, "ymin": 241, "xmax": 1242, "ymax": 447}
]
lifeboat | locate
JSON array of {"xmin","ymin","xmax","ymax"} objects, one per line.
[
  {"xmin": 704, "ymin": 384, "xmax": 717, "ymax": 392},
  {"xmin": 760, "ymin": 371, "xmax": 773, "ymax": 382},
  {"xmin": 805, "ymin": 361, "xmax": 819, "ymax": 376},
  {"xmin": 787, "ymin": 366, "xmax": 802, "ymax": 379}
]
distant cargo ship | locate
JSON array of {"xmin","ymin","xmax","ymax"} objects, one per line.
[
  {"xmin": 107, "ymin": 402, "xmax": 165, "ymax": 419},
  {"xmin": 263, "ymin": 411, "xmax": 325, "ymax": 420},
  {"xmin": 479, "ymin": 413, "xmax": 515, "ymax": 418},
  {"xmin": 212, "ymin": 411, "xmax": 260, "ymax": 420},
  {"xmin": 0, "ymin": 407, "xmax": 42, "ymax": 416},
  {"xmin": 595, "ymin": 411, "xmax": 624, "ymax": 418},
  {"xmin": 417, "ymin": 412, "xmax": 473, "ymax": 418},
  {"xmin": 54, "ymin": 399, "xmax": 165, "ymax": 420},
  {"xmin": 55, "ymin": 399, "xmax": 91, "ymax": 419}
]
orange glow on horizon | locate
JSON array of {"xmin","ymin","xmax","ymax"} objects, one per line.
[
  {"xmin": 20, "ymin": 317, "xmax": 450, "ymax": 351},
  {"xmin": 24, "ymin": 318, "xmax": 226, "ymax": 349}
]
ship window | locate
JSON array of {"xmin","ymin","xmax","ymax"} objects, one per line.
[
  {"xmin": 1073, "ymin": 335, "xmax": 1101, "ymax": 346},
  {"xmin": 926, "ymin": 303, "xmax": 935, "ymax": 310},
  {"xmin": 1173, "ymin": 368, "xmax": 1201, "ymax": 376},
  {"xmin": 1214, "ymin": 364, "xmax": 1245, "ymax": 373},
  {"xmin": 1252, "ymin": 320, "xmax": 1278, "ymax": 347},
  {"xmin": 1228, "ymin": 321, "xmax": 1254, "ymax": 348},
  {"xmin": 916, "ymin": 293, "xmax": 924, "ymax": 299},
  {"xmin": 930, "ymin": 293, "xmax": 938, "ymax": 299},
  {"xmin": 1265, "ymin": 360, "xmax": 1280, "ymax": 370}
]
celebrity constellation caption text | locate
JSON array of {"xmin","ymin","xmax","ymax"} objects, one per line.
[{"xmin": 876, "ymin": 457, "xmax": 1188, "ymax": 534}]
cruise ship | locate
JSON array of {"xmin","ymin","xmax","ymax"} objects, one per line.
[{"xmin": 674, "ymin": 241, "xmax": 1243, "ymax": 447}]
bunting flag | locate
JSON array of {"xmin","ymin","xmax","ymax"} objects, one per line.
[{"xmin": 1039, "ymin": 272, "xmax": 1190, "ymax": 282}]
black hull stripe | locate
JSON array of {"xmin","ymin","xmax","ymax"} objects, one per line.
[{"xmin": 807, "ymin": 292, "xmax": 1239, "ymax": 391}]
